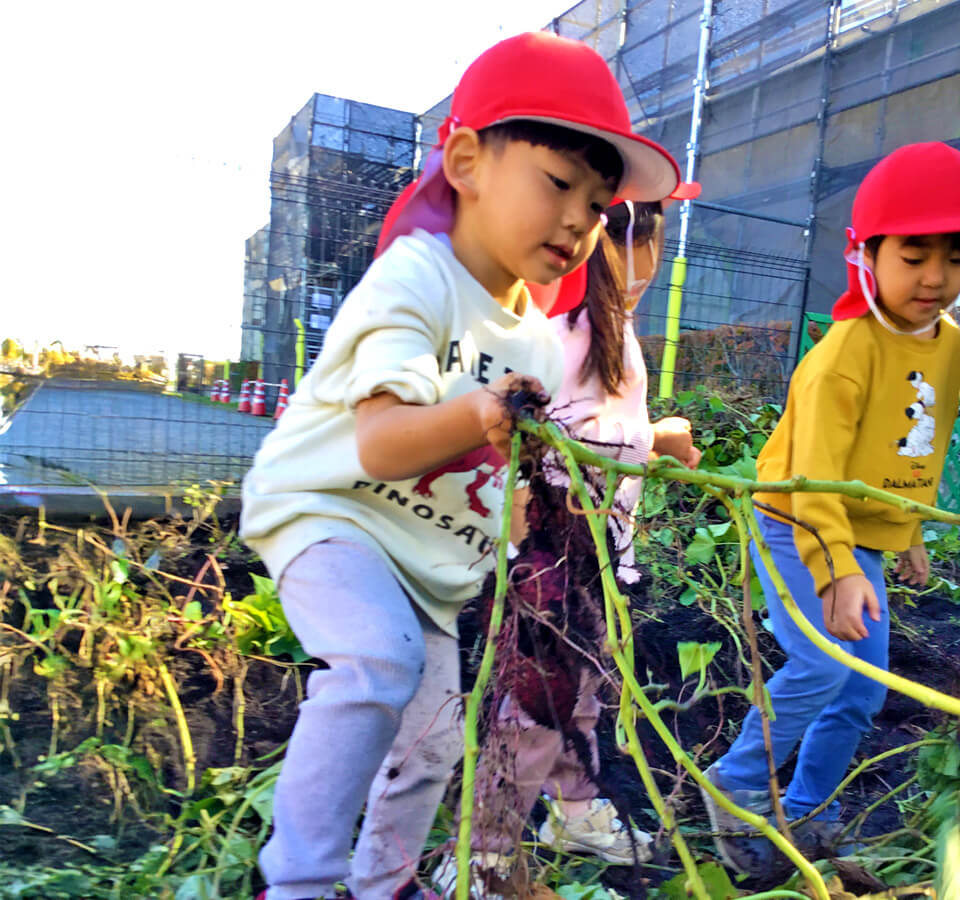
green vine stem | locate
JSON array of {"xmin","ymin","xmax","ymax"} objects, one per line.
[
  {"xmin": 553, "ymin": 437, "xmax": 831, "ymax": 900},
  {"xmin": 521, "ymin": 419, "xmax": 960, "ymax": 717},
  {"xmin": 556, "ymin": 441, "xmax": 709, "ymax": 900},
  {"xmin": 456, "ymin": 433, "xmax": 523, "ymax": 900},
  {"xmin": 158, "ymin": 660, "xmax": 196, "ymax": 795},
  {"xmin": 453, "ymin": 418, "xmax": 960, "ymax": 896}
]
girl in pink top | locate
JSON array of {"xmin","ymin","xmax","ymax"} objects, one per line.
[{"xmin": 436, "ymin": 201, "xmax": 701, "ymax": 894}]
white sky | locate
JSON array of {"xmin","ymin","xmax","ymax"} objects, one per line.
[{"xmin": 2, "ymin": 0, "xmax": 568, "ymax": 360}]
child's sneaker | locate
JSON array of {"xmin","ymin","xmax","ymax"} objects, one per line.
[
  {"xmin": 699, "ymin": 763, "xmax": 777, "ymax": 875},
  {"xmin": 538, "ymin": 797, "xmax": 653, "ymax": 865},
  {"xmin": 432, "ymin": 849, "xmax": 513, "ymax": 899}
]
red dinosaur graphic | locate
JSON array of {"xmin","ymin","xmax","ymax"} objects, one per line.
[{"xmin": 413, "ymin": 446, "xmax": 507, "ymax": 518}]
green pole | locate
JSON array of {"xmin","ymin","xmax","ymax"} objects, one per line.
[
  {"xmin": 658, "ymin": 255, "xmax": 687, "ymax": 399},
  {"xmin": 294, "ymin": 318, "xmax": 305, "ymax": 386}
]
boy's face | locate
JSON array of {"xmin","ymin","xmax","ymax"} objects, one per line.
[
  {"xmin": 471, "ymin": 139, "xmax": 617, "ymax": 289},
  {"xmin": 868, "ymin": 234, "xmax": 960, "ymax": 333}
]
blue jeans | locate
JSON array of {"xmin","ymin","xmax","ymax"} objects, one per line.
[{"xmin": 717, "ymin": 515, "xmax": 889, "ymax": 821}]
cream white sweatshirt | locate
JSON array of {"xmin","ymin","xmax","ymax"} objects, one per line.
[{"xmin": 240, "ymin": 230, "xmax": 564, "ymax": 636}]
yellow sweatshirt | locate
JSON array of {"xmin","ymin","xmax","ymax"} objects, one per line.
[{"xmin": 755, "ymin": 313, "xmax": 960, "ymax": 593}]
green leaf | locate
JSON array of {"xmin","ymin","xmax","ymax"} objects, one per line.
[
  {"xmin": 557, "ymin": 885, "xmax": 615, "ymax": 900},
  {"xmin": 709, "ymin": 396, "xmax": 725, "ymax": 412},
  {"xmin": 678, "ymin": 586, "xmax": 698, "ymax": 606},
  {"xmin": 249, "ymin": 573, "xmax": 278, "ymax": 600},
  {"xmin": 707, "ymin": 521, "xmax": 737, "ymax": 540},
  {"xmin": 942, "ymin": 740, "xmax": 960, "ymax": 778},
  {"xmin": 0, "ymin": 805, "xmax": 27, "ymax": 826},
  {"xmin": 677, "ymin": 641, "xmax": 722, "ymax": 680},
  {"xmin": 685, "ymin": 528, "xmax": 716, "ymax": 564},
  {"xmin": 183, "ymin": 601, "xmax": 203, "ymax": 621},
  {"xmin": 637, "ymin": 480, "xmax": 668, "ymax": 517},
  {"xmin": 654, "ymin": 526, "xmax": 675, "ymax": 547},
  {"xmin": 660, "ymin": 861, "xmax": 738, "ymax": 899},
  {"xmin": 110, "ymin": 558, "xmax": 129, "ymax": 584},
  {"xmin": 749, "ymin": 573, "xmax": 766, "ymax": 611},
  {"xmin": 745, "ymin": 681, "xmax": 777, "ymax": 720}
]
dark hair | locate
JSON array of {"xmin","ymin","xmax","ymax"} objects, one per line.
[
  {"xmin": 864, "ymin": 233, "xmax": 960, "ymax": 257},
  {"xmin": 478, "ymin": 120, "xmax": 624, "ymax": 185},
  {"xmin": 567, "ymin": 201, "xmax": 664, "ymax": 396}
]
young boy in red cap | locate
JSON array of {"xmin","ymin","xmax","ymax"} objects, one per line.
[
  {"xmin": 701, "ymin": 141, "xmax": 960, "ymax": 875},
  {"xmin": 241, "ymin": 31, "xmax": 684, "ymax": 900}
]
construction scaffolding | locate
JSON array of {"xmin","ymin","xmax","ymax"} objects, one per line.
[{"xmin": 256, "ymin": 94, "xmax": 417, "ymax": 398}]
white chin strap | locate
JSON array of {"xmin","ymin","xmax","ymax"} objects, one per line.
[{"xmin": 856, "ymin": 244, "xmax": 946, "ymax": 337}]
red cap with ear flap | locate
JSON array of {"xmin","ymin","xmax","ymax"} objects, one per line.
[
  {"xmin": 375, "ymin": 31, "xmax": 682, "ymax": 259},
  {"xmin": 832, "ymin": 142, "xmax": 960, "ymax": 322},
  {"xmin": 530, "ymin": 182, "xmax": 701, "ymax": 317}
]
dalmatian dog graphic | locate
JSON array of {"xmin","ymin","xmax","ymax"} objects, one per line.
[
  {"xmin": 898, "ymin": 402, "xmax": 936, "ymax": 458},
  {"xmin": 412, "ymin": 446, "xmax": 506, "ymax": 518},
  {"xmin": 898, "ymin": 371, "xmax": 937, "ymax": 458}
]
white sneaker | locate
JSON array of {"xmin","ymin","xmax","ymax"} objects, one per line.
[
  {"xmin": 538, "ymin": 798, "xmax": 653, "ymax": 865},
  {"xmin": 432, "ymin": 848, "xmax": 514, "ymax": 899}
]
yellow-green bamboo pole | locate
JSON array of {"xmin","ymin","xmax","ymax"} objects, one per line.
[
  {"xmin": 456, "ymin": 434, "xmax": 522, "ymax": 900},
  {"xmin": 658, "ymin": 256, "xmax": 688, "ymax": 399},
  {"xmin": 293, "ymin": 318, "xmax": 306, "ymax": 387}
]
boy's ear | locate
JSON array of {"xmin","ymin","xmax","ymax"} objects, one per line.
[{"xmin": 442, "ymin": 128, "xmax": 483, "ymax": 201}]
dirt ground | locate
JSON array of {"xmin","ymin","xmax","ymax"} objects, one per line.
[{"xmin": 2, "ymin": 509, "xmax": 958, "ymax": 895}]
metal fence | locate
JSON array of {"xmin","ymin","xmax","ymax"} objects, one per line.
[{"xmin": 0, "ymin": 378, "xmax": 273, "ymax": 489}]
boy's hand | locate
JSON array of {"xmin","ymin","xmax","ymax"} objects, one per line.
[
  {"xmin": 894, "ymin": 544, "xmax": 930, "ymax": 586},
  {"xmin": 651, "ymin": 417, "xmax": 701, "ymax": 468},
  {"xmin": 473, "ymin": 373, "xmax": 548, "ymax": 460},
  {"xmin": 819, "ymin": 574, "xmax": 881, "ymax": 641}
]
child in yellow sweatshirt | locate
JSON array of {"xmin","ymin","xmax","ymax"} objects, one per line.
[{"xmin": 700, "ymin": 142, "xmax": 960, "ymax": 875}]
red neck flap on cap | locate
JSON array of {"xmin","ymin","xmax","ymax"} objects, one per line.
[{"xmin": 832, "ymin": 142, "xmax": 960, "ymax": 321}]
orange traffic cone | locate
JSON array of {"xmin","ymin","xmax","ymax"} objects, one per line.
[
  {"xmin": 251, "ymin": 379, "xmax": 267, "ymax": 416},
  {"xmin": 274, "ymin": 378, "xmax": 290, "ymax": 419},
  {"xmin": 237, "ymin": 380, "xmax": 251, "ymax": 413},
  {"xmin": 210, "ymin": 380, "xmax": 221, "ymax": 402},
  {"xmin": 220, "ymin": 379, "xmax": 231, "ymax": 404}
]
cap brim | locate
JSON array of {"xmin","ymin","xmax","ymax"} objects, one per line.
[{"xmin": 498, "ymin": 115, "xmax": 681, "ymax": 203}]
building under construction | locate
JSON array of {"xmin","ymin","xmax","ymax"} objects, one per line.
[{"xmin": 253, "ymin": 95, "xmax": 417, "ymax": 390}]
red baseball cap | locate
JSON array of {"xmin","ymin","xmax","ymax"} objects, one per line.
[
  {"xmin": 376, "ymin": 31, "xmax": 683, "ymax": 258},
  {"xmin": 833, "ymin": 142, "xmax": 960, "ymax": 321}
]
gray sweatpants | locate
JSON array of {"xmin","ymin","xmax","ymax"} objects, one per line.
[{"xmin": 260, "ymin": 540, "xmax": 463, "ymax": 900}]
